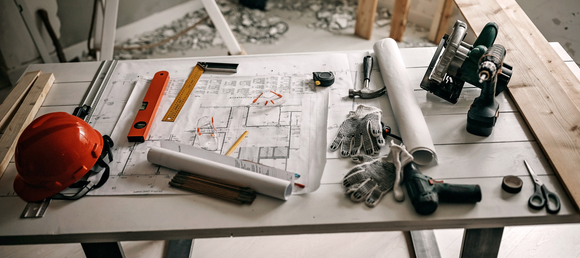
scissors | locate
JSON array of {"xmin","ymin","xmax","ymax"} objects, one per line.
[{"xmin": 524, "ymin": 160, "xmax": 561, "ymax": 214}]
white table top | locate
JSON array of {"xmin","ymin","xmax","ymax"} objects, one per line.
[{"xmin": 1, "ymin": 44, "xmax": 579, "ymax": 245}]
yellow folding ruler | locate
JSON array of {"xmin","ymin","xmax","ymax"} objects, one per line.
[{"xmin": 162, "ymin": 62, "xmax": 238, "ymax": 122}]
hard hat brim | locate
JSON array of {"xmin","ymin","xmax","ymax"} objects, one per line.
[{"xmin": 13, "ymin": 174, "xmax": 67, "ymax": 202}]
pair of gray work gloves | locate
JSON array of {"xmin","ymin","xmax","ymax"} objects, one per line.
[
  {"xmin": 330, "ymin": 105, "xmax": 414, "ymax": 207},
  {"xmin": 329, "ymin": 105, "xmax": 385, "ymax": 159},
  {"xmin": 343, "ymin": 143, "xmax": 414, "ymax": 207}
]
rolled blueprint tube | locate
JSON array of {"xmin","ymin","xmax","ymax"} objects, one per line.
[
  {"xmin": 373, "ymin": 38, "xmax": 438, "ymax": 165},
  {"xmin": 148, "ymin": 147, "xmax": 292, "ymax": 200}
]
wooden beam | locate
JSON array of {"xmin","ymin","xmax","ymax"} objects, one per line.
[
  {"xmin": 455, "ymin": 0, "xmax": 580, "ymax": 210},
  {"xmin": 389, "ymin": 0, "xmax": 411, "ymax": 42},
  {"xmin": 495, "ymin": 0, "xmax": 580, "ymax": 106},
  {"xmin": 0, "ymin": 73, "xmax": 54, "ymax": 177},
  {"xmin": 428, "ymin": 0, "xmax": 448, "ymax": 42},
  {"xmin": 434, "ymin": 0, "xmax": 455, "ymax": 44},
  {"xmin": 354, "ymin": 0, "xmax": 378, "ymax": 40},
  {"xmin": 0, "ymin": 71, "xmax": 41, "ymax": 133}
]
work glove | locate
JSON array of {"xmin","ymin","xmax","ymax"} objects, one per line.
[
  {"xmin": 329, "ymin": 105, "xmax": 385, "ymax": 159},
  {"xmin": 343, "ymin": 142, "xmax": 413, "ymax": 207}
]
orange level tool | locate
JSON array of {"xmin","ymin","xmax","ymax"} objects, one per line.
[{"xmin": 128, "ymin": 71, "xmax": 170, "ymax": 142}]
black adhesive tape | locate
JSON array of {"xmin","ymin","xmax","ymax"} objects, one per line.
[{"xmin": 502, "ymin": 175, "xmax": 523, "ymax": 193}]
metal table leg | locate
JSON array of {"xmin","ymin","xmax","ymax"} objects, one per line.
[
  {"xmin": 81, "ymin": 242, "xmax": 126, "ymax": 258},
  {"xmin": 166, "ymin": 239, "xmax": 195, "ymax": 258},
  {"xmin": 460, "ymin": 227, "xmax": 504, "ymax": 258},
  {"xmin": 408, "ymin": 230, "xmax": 442, "ymax": 258}
]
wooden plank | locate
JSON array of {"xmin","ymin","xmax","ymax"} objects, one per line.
[
  {"xmin": 0, "ymin": 73, "xmax": 54, "ymax": 178},
  {"xmin": 354, "ymin": 0, "xmax": 378, "ymax": 40},
  {"xmin": 322, "ymin": 141, "xmax": 553, "ymax": 184},
  {"xmin": 389, "ymin": 0, "xmax": 411, "ymax": 42},
  {"xmin": 495, "ymin": 0, "xmax": 580, "ymax": 107},
  {"xmin": 455, "ymin": 0, "xmax": 580, "ymax": 210},
  {"xmin": 0, "ymin": 71, "xmax": 40, "ymax": 132},
  {"xmin": 0, "ymin": 175, "xmax": 575, "ymax": 245},
  {"xmin": 433, "ymin": 0, "xmax": 455, "ymax": 45},
  {"xmin": 428, "ymin": 0, "xmax": 454, "ymax": 44},
  {"xmin": 428, "ymin": 0, "xmax": 447, "ymax": 42}
]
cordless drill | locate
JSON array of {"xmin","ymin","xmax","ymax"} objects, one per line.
[
  {"xmin": 466, "ymin": 44, "xmax": 508, "ymax": 136},
  {"xmin": 404, "ymin": 162, "xmax": 482, "ymax": 215}
]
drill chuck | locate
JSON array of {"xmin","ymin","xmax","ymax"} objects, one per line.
[
  {"xmin": 477, "ymin": 44, "xmax": 505, "ymax": 82},
  {"xmin": 478, "ymin": 61, "xmax": 496, "ymax": 83}
]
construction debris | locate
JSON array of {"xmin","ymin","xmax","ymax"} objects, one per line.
[
  {"xmin": 269, "ymin": 0, "xmax": 359, "ymax": 32},
  {"xmin": 109, "ymin": 0, "xmax": 432, "ymax": 60},
  {"xmin": 113, "ymin": 0, "xmax": 290, "ymax": 59}
]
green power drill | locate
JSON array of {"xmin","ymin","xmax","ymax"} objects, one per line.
[
  {"xmin": 404, "ymin": 162, "xmax": 482, "ymax": 215},
  {"xmin": 421, "ymin": 20, "xmax": 513, "ymax": 104},
  {"xmin": 421, "ymin": 20, "xmax": 513, "ymax": 136},
  {"xmin": 466, "ymin": 44, "xmax": 508, "ymax": 136}
]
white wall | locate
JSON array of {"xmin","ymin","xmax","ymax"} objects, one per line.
[{"xmin": 0, "ymin": 0, "xmax": 61, "ymax": 84}]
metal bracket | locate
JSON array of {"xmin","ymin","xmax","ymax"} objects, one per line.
[
  {"xmin": 75, "ymin": 60, "xmax": 117, "ymax": 121},
  {"xmin": 20, "ymin": 199, "xmax": 51, "ymax": 218}
]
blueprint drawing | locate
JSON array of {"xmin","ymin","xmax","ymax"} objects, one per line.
[{"xmin": 89, "ymin": 54, "xmax": 352, "ymax": 195}]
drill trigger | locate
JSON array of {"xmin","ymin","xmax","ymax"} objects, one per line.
[{"xmin": 428, "ymin": 179, "xmax": 445, "ymax": 185}]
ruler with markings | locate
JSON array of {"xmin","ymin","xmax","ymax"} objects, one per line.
[
  {"xmin": 162, "ymin": 64, "xmax": 205, "ymax": 122},
  {"xmin": 162, "ymin": 62, "xmax": 238, "ymax": 122}
]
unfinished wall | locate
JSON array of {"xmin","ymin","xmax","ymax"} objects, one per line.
[
  {"xmin": 0, "ymin": 0, "xmax": 190, "ymax": 87},
  {"xmin": 0, "ymin": 0, "xmax": 60, "ymax": 87},
  {"xmin": 56, "ymin": 0, "xmax": 189, "ymax": 48},
  {"xmin": 1, "ymin": 0, "xmax": 579, "ymax": 88}
]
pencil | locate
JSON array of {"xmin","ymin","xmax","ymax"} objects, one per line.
[{"xmin": 225, "ymin": 131, "xmax": 248, "ymax": 156}]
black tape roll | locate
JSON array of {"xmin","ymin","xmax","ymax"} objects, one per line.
[{"xmin": 502, "ymin": 175, "xmax": 523, "ymax": 193}]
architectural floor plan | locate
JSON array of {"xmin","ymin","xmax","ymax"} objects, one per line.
[{"xmin": 88, "ymin": 53, "xmax": 354, "ymax": 195}]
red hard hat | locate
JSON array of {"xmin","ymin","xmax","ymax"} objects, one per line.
[{"xmin": 13, "ymin": 112, "xmax": 105, "ymax": 202}]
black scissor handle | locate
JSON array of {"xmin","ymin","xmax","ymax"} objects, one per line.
[
  {"xmin": 528, "ymin": 184, "xmax": 545, "ymax": 210},
  {"xmin": 542, "ymin": 184, "xmax": 561, "ymax": 214}
]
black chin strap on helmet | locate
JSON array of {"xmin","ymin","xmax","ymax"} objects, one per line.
[{"xmin": 52, "ymin": 135, "xmax": 114, "ymax": 200}]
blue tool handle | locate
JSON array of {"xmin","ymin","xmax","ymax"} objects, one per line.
[
  {"xmin": 542, "ymin": 184, "xmax": 561, "ymax": 214},
  {"xmin": 528, "ymin": 184, "xmax": 545, "ymax": 210}
]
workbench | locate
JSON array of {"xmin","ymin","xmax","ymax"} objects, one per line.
[{"xmin": 0, "ymin": 41, "xmax": 579, "ymax": 258}]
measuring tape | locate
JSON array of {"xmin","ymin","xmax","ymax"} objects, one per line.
[{"xmin": 162, "ymin": 64, "xmax": 205, "ymax": 122}]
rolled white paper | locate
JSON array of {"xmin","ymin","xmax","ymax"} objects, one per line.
[
  {"xmin": 147, "ymin": 147, "xmax": 292, "ymax": 200},
  {"xmin": 373, "ymin": 38, "xmax": 438, "ymax": 165}
]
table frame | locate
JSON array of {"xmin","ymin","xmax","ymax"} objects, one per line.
[{"xmin": 0, "ymin": 45, "xmax": 579, "ymax": 258}]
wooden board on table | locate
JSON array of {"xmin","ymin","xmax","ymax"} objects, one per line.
[
  {"xmin": 0, "ymin": 71, "xmax": 41, "ymax": 132},
  {"xmin": 354, "ymin": 0, "xmax": 378, "ymax": 40},
  {"xmin": 455, "ymin": 0, "xmax": 580, "ymax": 210},
  {"xmin": 495, "ymin": 0, "xmax": 580, "ymax": 106},
  {"xmin": 0, "ymin": 73, "xmax": 55, "ymax": 177}
]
